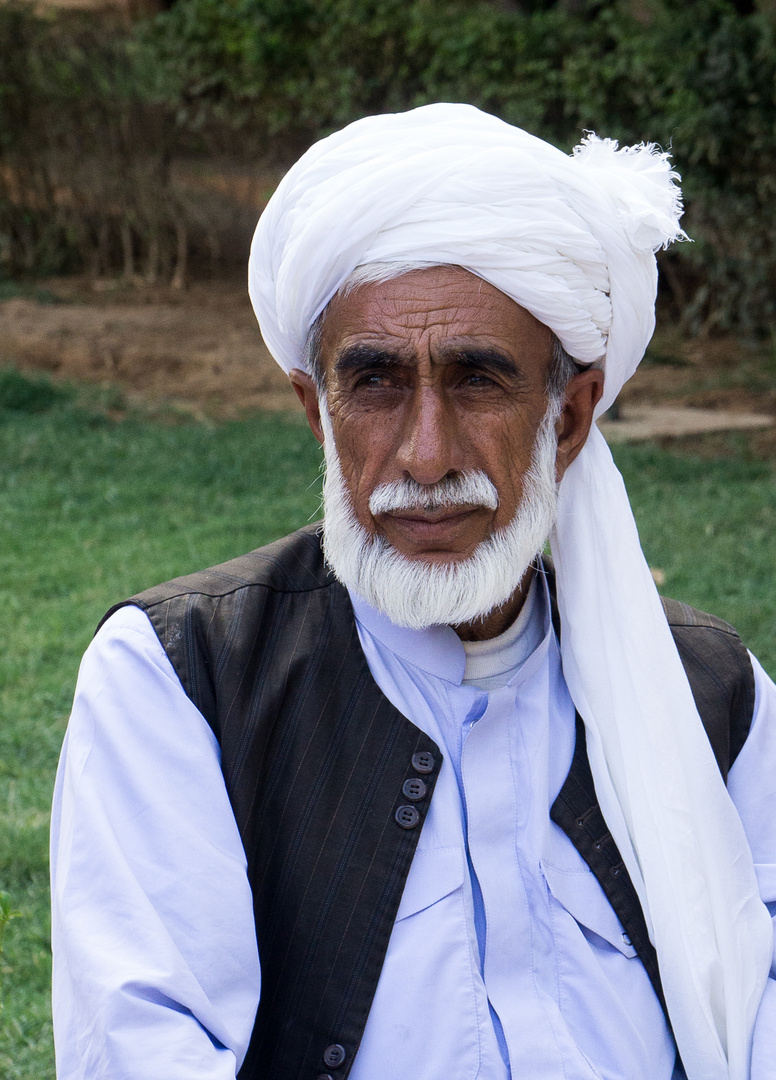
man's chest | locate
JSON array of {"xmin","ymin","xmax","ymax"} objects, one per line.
[{"xmin": 352, "ymin": 628, "xmax": 676, "ymax": 1080}]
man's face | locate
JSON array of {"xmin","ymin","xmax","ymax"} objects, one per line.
[{"xmin": 315, "ymin": 266, "xmax": 554, "ymax": 566}]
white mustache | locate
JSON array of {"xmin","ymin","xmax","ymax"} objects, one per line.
[{"xmin": 368, "ymin": 470, "xmax": 499, "ymax": 517}]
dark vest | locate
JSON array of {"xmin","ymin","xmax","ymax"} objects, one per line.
[{"xmin": 100, "ymin": 525, "xmax": 755, "ymax": 1080}]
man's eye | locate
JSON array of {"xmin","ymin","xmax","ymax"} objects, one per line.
[
  {"xmin": 356, "ymin": 372, "xmax": 392, "ymax": 388},
  {"xmin": 461, "ymin": 372, "xmax": 496, "ymax": 388}
]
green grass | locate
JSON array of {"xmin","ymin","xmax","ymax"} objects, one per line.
[
  {"xmin": 0, "ymin": 398, "xmax": 323, "ymax": 1078},
  {"xmin": 0, "ymin": 382, "xmax": 774, "ymax": 1076},
  {"xmin": 613, "ymin": 441, "xmax": 776, "ymax": 671}
]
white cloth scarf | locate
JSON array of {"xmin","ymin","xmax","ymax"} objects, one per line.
[{"xmin": 248, "ymin": 103, "xmax": 772, "ymax": 1080}]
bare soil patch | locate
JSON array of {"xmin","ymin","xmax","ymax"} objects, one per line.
[
  {"xmin": 598, "ymin": 406, "xmax": 773, "ymax": 444},
  {"xmin": 0, "ymin": 276, "xmax": 299, "ymax": 417}
]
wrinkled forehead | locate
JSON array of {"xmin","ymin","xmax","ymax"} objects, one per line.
[
  {"xmin": 324, "ymin": 266, "xmax": 551, "ymax": 343},
  {"xmin": 312, "ymin": 266, "xmax": 556, "ymax": 386}
]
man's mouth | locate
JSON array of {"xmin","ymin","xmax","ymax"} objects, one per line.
[
  {"xmin": 375, "ymin": 505, "xmax": 488, "ymax": 550},
  {"xmin": 366, "ymin": 471, "xmax": 500, "ymax": 554},
  {"xmin": 382, "ymin": 505, "xmax": 481, "ymax": 524}
]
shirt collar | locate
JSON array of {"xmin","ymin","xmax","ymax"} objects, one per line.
[
  {"xmin": 349, "ymin": 589, "xmax": 467, "ymax": 683},
  {"xmin": 348, "ymin": 560, "xmax": 552, "ymax": 687}
]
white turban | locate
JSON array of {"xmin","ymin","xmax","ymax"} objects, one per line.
[{"xmin": 248, "ymin": 103, "xmax": 772, "ymax": 1080}]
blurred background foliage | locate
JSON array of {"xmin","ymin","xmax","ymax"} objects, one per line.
[{"xmin": 1, "ymin": 0, "xmax": 775, "ymax": 334}]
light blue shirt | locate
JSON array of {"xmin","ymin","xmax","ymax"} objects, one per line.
[{"xmin": 51, "ymin": 581, "xmax": 776, "ymax": 1079}]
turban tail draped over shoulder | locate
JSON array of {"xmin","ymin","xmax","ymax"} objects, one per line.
[{"xmin": 248, "ymin": 103, "xmax": 772, "ymax": 1080}]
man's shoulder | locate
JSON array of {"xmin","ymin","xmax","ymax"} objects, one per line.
[
  {"xmin": 658, "ymin": 593, "xmax": 752, "ymax": 674},
  {"xmin": 660, "ymin": 595, "xmax": 742, "ymax": 638},
  {"xmin": 546, "ymin": 557, "xmax": 755, "ymax": 773},
  {"xmin": 659, "ymin": 595, "xmax": 755, "ymax": 774},
  {"xmin": 138, "ymin": 524, "xmax": 328, "ymax": 603},
  {"xmin": 97, "ymin": 525, "xmax": 330, "ymax": 633}
]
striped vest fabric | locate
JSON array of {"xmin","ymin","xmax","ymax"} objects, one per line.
[{"xmin": 100, "ymin": 524, "xmax": 755, "ymax": 1080}]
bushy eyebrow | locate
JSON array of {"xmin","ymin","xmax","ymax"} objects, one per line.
[
  {"xmin": 332, "ymin": 342, "xmax": 528, "ymax": 385},
  {"xmin": 333, "ymin": 344, "xmax": 408, "ymax": 376},
  {"xmin": 447, "ymin": 347, "xmax": 527, "ymax": 385}
]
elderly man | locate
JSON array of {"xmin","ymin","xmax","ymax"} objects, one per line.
[{"xmin": 51, "ymin": 105, "xmax": 776, "ymax": 1080}]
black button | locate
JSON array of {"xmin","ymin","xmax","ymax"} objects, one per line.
[
  {"xmin": 395, "ymin": 804, "xmax": 420, "ymax": 829},
  {"xmin": 412, "ymin": 751, "xmax": 434, "ymax": 773},
  {"xmin": 323, "ymin": 1044, "xmax": 346, "ymax": 1068},
  {"xmin": 402, "ymin": 777, "xmax": 427, "ymax": 801},
  {"xmin": 316, "ymin": 1075, "xmax": 334, "ymax": 1080}
]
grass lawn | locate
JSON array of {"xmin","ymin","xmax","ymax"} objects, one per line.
[{"xmin": 0, "ymin": 385, "xmax": 774, "ymax": 1077}]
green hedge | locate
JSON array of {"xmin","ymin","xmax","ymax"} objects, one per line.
[
  {"xmin": 140, "ymin": 0, "xmax": 776, "ymax": 335},
  {"xmin": 2, "ymin": 0, "xmax": 775, "ymax": 334},
  {"xmin": 0, "ymin": 5, "xmax": 224, "ymax": 284}
]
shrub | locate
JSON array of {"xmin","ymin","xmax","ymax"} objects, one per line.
[
  {"xmin": 0, "ymin": 4, "xmax": 224, "ymax": 285},
  {"xmin": 639, "ymin": 1, "xmax": 776, "ymax": 334},
  {"xmin": 140, "ymin": 0, "xmax": 776, "ymax": 334},
  {"xmin": 0, "ymin": 367, "xmax": 73, "ymax": 414}
]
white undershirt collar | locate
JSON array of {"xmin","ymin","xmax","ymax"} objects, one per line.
[{"xmin": 461, "ymin": 574, "xmax": 542, "ymax": 691}]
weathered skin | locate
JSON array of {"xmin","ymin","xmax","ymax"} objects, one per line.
[{"xmin": 290, "ymin": 266, "xmax": 603, "ymax": 640}]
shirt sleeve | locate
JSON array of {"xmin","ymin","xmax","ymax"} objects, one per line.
[
  {"xmin": 50, "ymin": 605, "xmax": 261, "ymax": 1080},
  {"xmin": 726, "ymin": 654, "xmax": 776, "ymax": 1075}
]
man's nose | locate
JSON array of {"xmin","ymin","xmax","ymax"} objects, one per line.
[{"xmin": 395, "ymin": 385, "xmax": 460, "ymax": 485}]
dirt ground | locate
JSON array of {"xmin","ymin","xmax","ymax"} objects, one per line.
[
  {"xmin": 0, "ymin": 276, "xmax": 299, "ymax": 416},
  {"xmin": 2, "ymin": 276, "xmax": 775, "ymax": 443}
]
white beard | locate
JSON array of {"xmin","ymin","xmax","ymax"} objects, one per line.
[{"xmin": 319, "ymin": 405, "xmax": 560, "ymax": 630}]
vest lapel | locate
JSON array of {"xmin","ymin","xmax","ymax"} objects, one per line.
[
  {"xmin": 549, "ymin": 716, "xmax": 667, "ymax": 1014},
  {"xmin": 226, "ymin": 578, "xmax": 445, "ymax": 1080},
  {"xmin": 543, "ymin": 562, "xmax": 668, "ymax": 1017}
]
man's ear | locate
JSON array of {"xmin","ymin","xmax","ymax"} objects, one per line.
[
  {"xmin": 554, "ymin": 368, "xmax": 605, "ymax": 482},
  {"xmin": 289, "ymin": 369, "xmax": 325, "ymax": 445}
]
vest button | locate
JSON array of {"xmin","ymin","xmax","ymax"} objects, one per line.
[
  {"xmin": 316, "ymin": 1075, "xmax": 334, "ymax": 1080},
  {"xmin": 395, "ymin": 804, "xmax": 420, "ymax": 829},
  {"xmin": 402, "ymin": 777, "xmax": 427, "ymax": 801},
  {"xmin": 412, "ymin": 750, "xmax": 435, "ymax": 773},
  {"xmin": 323, "ymin": 1044, "xmax": 346, "ymax": 1068}
]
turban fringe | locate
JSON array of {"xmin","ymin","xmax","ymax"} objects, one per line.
[{"xmin": 248, "ymin": 103, "xmax": 772, "ymax": 1080}]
